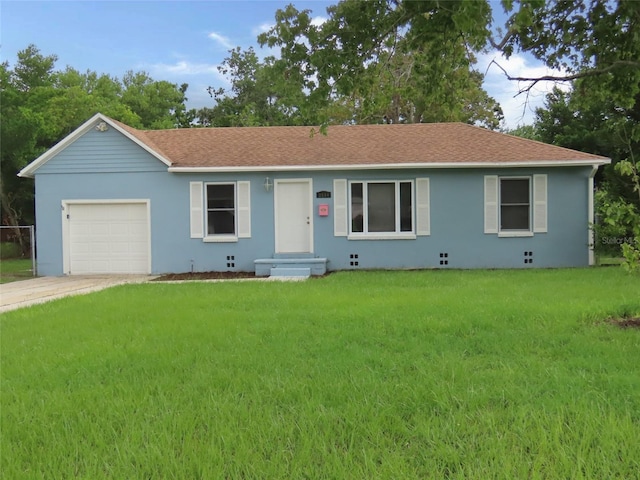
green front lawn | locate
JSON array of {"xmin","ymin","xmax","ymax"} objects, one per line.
[{"xmin": 2, "ymin": 269, "xmax": 639, "ymax": 478}]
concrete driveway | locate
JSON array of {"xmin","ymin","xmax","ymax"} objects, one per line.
[{"xmin": 0, "ymin": 275, "xmax": 153, "ymax": 313}]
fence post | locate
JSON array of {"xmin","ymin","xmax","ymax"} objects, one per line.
[{"xmin": 30, "ymin": 225, "xmax": 37, "ymax": 277}]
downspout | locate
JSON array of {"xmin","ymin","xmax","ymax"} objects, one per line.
[{"xmin": 588, "ymin": 165, "xmax": 598, "ymax": 266}]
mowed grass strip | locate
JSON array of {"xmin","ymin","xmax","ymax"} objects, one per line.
[{"xmin": 2, "ymin": 269, "xmax": 639, "ymax": 479}]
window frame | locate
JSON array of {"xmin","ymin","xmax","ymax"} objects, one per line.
[
  {"xmin": 348, "ymin": 179, "xmax": 416, "ymax": 239},
  {"xmin": 499, "ymin": 176, "xmax": 533, "ymax": 237},
  {"xmin": 204, "ymin": 182, "xmax": 238, "ymax": 242}
]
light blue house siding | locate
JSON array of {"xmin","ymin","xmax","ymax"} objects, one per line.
[{"xmin": 32, "ymin": 127, "xmax": 593, "ymax": 275}]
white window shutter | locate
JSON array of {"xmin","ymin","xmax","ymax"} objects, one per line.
[
  {"xmin": 190, "ymin": 181, "xmax": 204, "ymax": 238},
  {"xmin": 484, "ymin": 175, "xmax": 499, "ymax": 234},
  {"xmin": 533, "ymin": 174, "xmax": 547, "ymax": 233},
  {"xmin": 237, "ymin": 181, "xmax": 251, "ymax": 238},
  {"xmin": 333, "ymin": 179, "xmax": 348, "ymax": 236},
  {"xmin": 416, "ymin": 178, "xmax": 430, "ymax": 236}
]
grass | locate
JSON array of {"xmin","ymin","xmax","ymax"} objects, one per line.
[
  {"xmin": 596, "ymin": 254, "xmax": 625, "ymax": 266},
  {"xmin": 2, "ymin": 268, "xmax": 640, "ymax": 479},
  {"xmin": 0, "ymin": 258, "xmax": 35, "ymax": 284}
]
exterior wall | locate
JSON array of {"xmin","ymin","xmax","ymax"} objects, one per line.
[
  {"xmin": 320, "ymin": 167, "xmax": 592, "ymax": 270},
  {"xmin": 32, "ymin": 129, "xmax": 594, "ymax": 275}
]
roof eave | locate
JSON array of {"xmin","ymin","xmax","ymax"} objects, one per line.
[
  {"xmin": 18, "ymin": 113, "xmax": 172, "ymax": 178},
  {"xmin": 167, "ymin": 158, "xmax": 611, "ymax": 173}
]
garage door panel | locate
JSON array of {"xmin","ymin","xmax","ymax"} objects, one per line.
[
  {"xmin": 128, "ymin": 223, "xmax": 147, "ymax": 235},
  {"xmin": 71, "ymin": 242, "xmax": 90, "ymax": 254},
  {"xmin": 73, "ymin": 223, "xmax": 92, "ymax": 236},
  {"xmin": 68, "ymin": 203, "xmax": 150, "ymax": 275},
  {"xmin": 110, "ymin": 243, "xmax": 130, "ymax": 254},
  {"xmin": 129, "ymin": 243, "xmax": 148, "ymax": 255},
  {"xmin": 111, "ymin": 260, "xmax": 133, "ymax": 271}
]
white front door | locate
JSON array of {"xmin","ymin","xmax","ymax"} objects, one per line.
[{"xmin": 274, "ymin": 179, "xmax": 313, "ymax": 253}]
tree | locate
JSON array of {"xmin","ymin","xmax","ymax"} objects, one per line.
[
  {"xmin": 494, "ymin": 1, "xmax": 639, "ymax": 98},
  {"xmin": 533, "ymin": 83, "xmax": 639, "ymax": 269},
  {"xmin": 248, "ymin": 0, "xmax": 640, "ymax": 118},
  {"xmin": 199, "ymin": 47, "xmax": 297, "ymax": 127},
  {"xmin": 1, "ymin": 45, "xmax": 194, "ymax": 232},
  {"xmin": 254, "ymin": 2, "xmax": 502, "ymax": 128},
  {"xmin": 205, "ymin": 2, "xmax": 503, "ymax": 129},
  {"xmin": 121, "ymin": 71, "xmax": 190, "ymax": 129},
  {"xmin": 0, "ymin": 48, "xmax": 57, "ymax": 249}
]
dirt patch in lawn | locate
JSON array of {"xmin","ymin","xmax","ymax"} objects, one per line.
[
  {"xmin": 609, "ymin": 317, "xmax": 640, "ymax": 329},
  {"xmin": 153, "ymin": 271, "xmax": 257, "ymax": 281}
]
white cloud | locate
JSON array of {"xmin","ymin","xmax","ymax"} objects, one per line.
[
  {"xmin": 310, "ymin": 15, "xmax": 327, "ymax": 27},
  {"xmin": 208, "ymin": 31, "xmax": 234, "ymax": 50},
  {"xmin": 478, "ymin": 51, "xmax": 571, "ymax": 129},
  {"xmin": 147, "ymin": 60, "xmax": 221, "ymax": 76},
  {"xmin": 252, "ymin": 22, "xmax": 274, "ymax": 36},
  {"xmin": 252, "ymin": 15, "xmax": 326, "ymax": 36}
]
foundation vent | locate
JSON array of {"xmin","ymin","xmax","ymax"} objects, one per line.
[{"xmin": 439, "ymin": 253, "xmax": 449, "ymax": 266}]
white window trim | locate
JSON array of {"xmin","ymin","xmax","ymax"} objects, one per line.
[
  {"xmin": 498, "ymin": 231, "xmax": 535, "ymax": 238},
  {"xmin": 203, "ymin": 236, "xmax": 239, "ymax": 243},
  {"xmin": 348, "ymin": 233, "xmax": 417, "ymax": 240},
  {"xmin": 348, "ymin": 179, "xmax": 415, "ymax": 238}
]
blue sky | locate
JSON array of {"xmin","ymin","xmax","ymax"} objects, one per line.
[{"xmin": 1, "ymin": 0, "xmax": 563, "ymax": 128}]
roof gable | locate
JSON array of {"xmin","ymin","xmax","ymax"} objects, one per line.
[{"xmin": 18, "ymin": 113, "xmax": 172, "ymax": 178}]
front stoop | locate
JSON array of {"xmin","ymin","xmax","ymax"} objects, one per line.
[
  {"xmin": 270, "ymin": 267, "xmax": 311, "ymax": 278},
  {"xmin": 255, "ymin": 256, "xmax": 327, "ymax": 277}
]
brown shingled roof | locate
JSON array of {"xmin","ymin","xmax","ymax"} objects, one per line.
[{"xmin": 119, "ymin": 121, "xmax": 609, "ymax": 168}]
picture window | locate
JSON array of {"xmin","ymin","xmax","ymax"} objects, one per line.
[{"xmin": 350, "ymin": 181, "xmax": 413, "ymax": 235}]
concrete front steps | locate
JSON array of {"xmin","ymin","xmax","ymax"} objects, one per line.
[{"xmin": 254, "ymin": 254, "xmax": 328, "ymax": 278}]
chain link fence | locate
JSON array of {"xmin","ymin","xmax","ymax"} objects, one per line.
[{"xmin": 0, "ymin": 226, "xmax": 36, "ymax": 281}]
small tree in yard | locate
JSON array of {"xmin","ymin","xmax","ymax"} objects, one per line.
[
  {"xmin": 596, "ymin": 127, "xmax": 640, "ymax": 273},
  {"xmin": 613, "ymin": 157, "xmax": 640, "ymax": 272}
]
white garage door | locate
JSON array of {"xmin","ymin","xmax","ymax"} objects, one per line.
[{"xmin": 67, "ymin": 202, "xmax": 150, "ymax": 274}]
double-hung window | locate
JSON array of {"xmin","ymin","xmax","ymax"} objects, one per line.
[
  {"xmin": 500, "ymin": 178, "xmax": 530, "ymax": 231},
  {"xmin": 349, "ymin": 180, "xmax": 413, "ymax": 236},
  {"xmin": 189, "ymin": 181, "xmax": 251, "ymax": 241},
  {"xmin": 484, "ymin": 174, "xmax": 547, "ymax": 236},
  {"xmin": 206, "ymin": 183, "xmax": 236, "ymax": 236}
]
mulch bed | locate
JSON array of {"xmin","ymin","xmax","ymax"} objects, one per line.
[{"xmin": 152, "ymin": 271, "xmax": 257, "ymax": 281}]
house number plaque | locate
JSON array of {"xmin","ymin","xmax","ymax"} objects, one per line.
[{"xmin": 316, "ymin": 191, "xmax": 331, "ymax": 199}]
